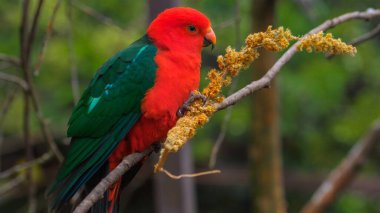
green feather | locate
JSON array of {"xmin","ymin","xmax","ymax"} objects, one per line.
[{"xmin": 48, "ymin": 35, "xmax": 158, "ymax": 209}]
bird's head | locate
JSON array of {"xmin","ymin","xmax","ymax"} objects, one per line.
[{"xmin": 147, "ymin": 7, "xmax": 216, "ymax": 52}]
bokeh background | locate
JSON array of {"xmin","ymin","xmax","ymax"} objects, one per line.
[{"xmin": 0, "ymin": 0, "xmax": 380, "ymax": 212}]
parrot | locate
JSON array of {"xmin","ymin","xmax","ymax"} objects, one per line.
[{"xmin": 48, "ymin": 7, "xmax": 216, "ymax": 213}]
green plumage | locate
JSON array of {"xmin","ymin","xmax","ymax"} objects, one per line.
[{"xmin": 48, "ymin": 35, "xmax": 158, "ymax": 210}]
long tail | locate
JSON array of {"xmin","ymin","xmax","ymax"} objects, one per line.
[{"xmin": 107, "ymin": 179, "xmax": 122, "ymax": 213}]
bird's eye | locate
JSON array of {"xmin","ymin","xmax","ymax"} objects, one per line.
[{"xmin": 187, "ymin": 25, "xmax": 197, "ymax": 33}]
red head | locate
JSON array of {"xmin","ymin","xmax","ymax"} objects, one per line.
[{"xmin": 147, "ymin": 7, "xmax": 216, "ymax": 53}]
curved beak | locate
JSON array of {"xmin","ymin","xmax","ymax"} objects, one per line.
[{"xmin": 203, "ymin": 27, "xmax": 216, "ymax": 49}]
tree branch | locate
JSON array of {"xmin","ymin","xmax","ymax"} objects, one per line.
[
  {"xmin": 0, "ymin": 72, "xmax": 28, "ymax": 90},
  {"xmin": 25, "ymin": 0, "xmax": 44, "ymax": 64},
  {"xmin": 66, "ymin": 0, "xmax": 80, "ymax": 103},
  {"xmin": 0, "ymin": 54, "xmax": 20, "ymax": 67},
  {"xmin": 0, "ymin": 88, "xmax": 18, "ymax": 126},
  {"xmin": 326, "ymin": 23, "xmax": 380, "ymax": 59},
  {"xmin": 72, "ymin": 147, "xmax": 154, "ymax": 213},
  {"xmin": 301, "ymin": 120, "xmax": 380, "ymax": 213},
  {"xmin": 34, "ymin": 0, "xmax": 64, "ymax": 76},
  {"xmin": 0, "ymin": 152, "xmax": 53, "ymax": 179},
  {"xmin": 19, "ymin": 0, "xmax": 64, "ymax": 163},
  {"xmin": 216, "ymin": 8, "xmax": 380, "ymax": 111},
  {"xmin": 19, "ymin": 1, "xmax": 37, "ymax": 211},
  {"xmin": 28, "ymin": 7, "xmax": 65, "ymax": 161},
  {"xmin": 349, "ymin": 23, "xmax": 380, "ymax": 46},
  {"xmin": 70, "ymin": 0, "xmax": 124, "ymax": 31},
  {"xmin": 0, "ymin": 175, "xmax": 25, "ymax": 196}
]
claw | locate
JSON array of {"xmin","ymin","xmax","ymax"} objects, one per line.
[
  {"xmin": 177, "ymin": 106, "xmax": 189, "ymax": 117},
  {"xmin": 177, "ymin": 91, "xmax": 208, "ymax": 117},
  {"xmin": 186, "ymin": 91, "xmax": 207, "ymax": 105}
]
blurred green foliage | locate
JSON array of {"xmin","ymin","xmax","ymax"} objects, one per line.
[{"xmin": 0, "ymin": 0, "xmax": 379, "ymax": 212}]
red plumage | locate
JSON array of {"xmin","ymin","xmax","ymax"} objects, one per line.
[{"xmin": 106, "ymin": 7, "xmax": 215, "ymax": 212}]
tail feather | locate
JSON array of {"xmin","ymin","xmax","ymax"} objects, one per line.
[{"xmin": 107, "ymin": 178, "xmax": 122, "ymax": 213}]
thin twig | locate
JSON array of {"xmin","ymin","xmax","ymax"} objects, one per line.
[
  {"xmin": 27, "ymin": 180, "xmax": 37, "ymax": 213},
  {"xmin": 0, "ymin": 88, "xmax": 18, "ymax": 125},
  {"xmin": 19, "ymin": 0, "xmax": 37, "ymax": 211},
  {"xmin": 160, "ymin": 168, "xmax": 221, "ymax": 179},
  {"xmin": 0, "ymin": 54, "xmax": 20, "ymax": 66},
  {"xmin": 25, "ymin": 0, "xmax": 44, "ymax": 64},
  {"xmin": 70, "ymin": 0, "xmax": 124, "ymax": 31},
  {"xmin": 23, "ymin": 77, "xmax": 36, "ymax": 213},
  {"xmin": 350, "ymin": 23, "xmax": 380, "ymax": 46},
  {"xmin": 19, "ymin": 0, "xmax": 30, "ymax": 66},
  {"xmin": 33, "ymin": 110, "xmax": 64, "ymax": 162},
  {"xmin": 326, "ymin": 23, "xmax": 380, "ymax": 59},
  {"xmin": 301, "ymin": 120, "xmax": 380, "ymax": 213},
  {"xmin": 0, "ymin": 72, "xmax": 28, "ymax": 90},
  {"xmin": 294, "ymin": 0, "xmax": 318, "ymax": 21},
  {"xmin": 34, "ymin": 0, "xmax": 64, "ymax": 76},
  {"xmin": 72, "ymin": 147, "xmax": 154, "ymax": 213},
  {"xmin": 20, "ymin": 0, "xmax": 63, "ymax": 162},
  {"xmin": 18, "ymin": 0, "xmax": 64, "ymax": 160},
  {"xmin": 208, "ymin": 106, "xmax": 233, "ymax": 168},
  {"xmin": 37, "ymin": 116, "xmax": 63, "ymax": 161},
  {"xmin": 0, "ymin": 152, "xmax": 53, "ymax": 179},
  {"xmin": 216, "ymin": 18, "xmax": 235, "ymax": 29},
  {"xmin": 19, "ymin": 0, "xmax": 64, "ymax": 163},
  {"xmin": 0, "ymin": 88, "xmax": 18, "ymax": 170},
  {"xmin": 0, "ymin": 175, "xmax": 25, "ymax": 196},
  {"xmin": 66, "ymin": 0, "xmax": 80, "ymax": 103},
  {"xmin": 216, "ymin": 8, "xmax": 380, "ymax": 111},
  {"xmin": 0, "ymin": 132, "xmax": 3, "ymax": 171}
]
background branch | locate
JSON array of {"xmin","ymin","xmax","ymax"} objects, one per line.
[
  {"xmin": 34, "ymin": 0, "xmax": 63, "ymax": 76},
  {"xmin": 70, "ymin": 0, "xmax": 124, "ymax": 31},
  {"xmin": 326, "ymin": 23, "xmax": 380, "ymax": 59},
  {"xmin": 0, "ymin": 175, "xmax": 25, "ymax": 196},
  {"xmin": 0, "ymin": 72, "xmax": 28, "ymax": 90},
  {"xmin": 349, "ymin": 23, "xmax": 380, "ymax": 46},
  {"xmin": 66, "ymin": 0, "xmax": 80, "ymax": 103},
  {"xmin": 301, "ymin": 120, "xmax": 380, "ymax": 213},
  {"xmin": 19, "ymin": 1, "xmax": 36, "ymax": 212},
  {"xmin": 0, "ymin": 54, "xmax": 20, "ymax": 67},
  {"xmin": 18, "ymin": 0, "xmax": 64, "ymax": 163},
  {"xmin": 0, "ymin": 152, "xmax": 53, "ymax": 179}
]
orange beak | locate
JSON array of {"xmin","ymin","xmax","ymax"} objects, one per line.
[{"xmin": 203, "ymin": 27, "xmax": 216, "ymax": 48}]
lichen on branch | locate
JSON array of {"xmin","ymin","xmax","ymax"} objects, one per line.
[
  {"xmin": 298, "ymin": 31, "xmax": 357, "ymax": 55},
  {"xmin": 154, "ymin": 26, "xmax": 356, "ymax": 173}
]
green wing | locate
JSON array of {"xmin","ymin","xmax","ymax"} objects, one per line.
[
  {"xmin": 48, "ymin": 35, "xmax": 158, "ymax": 209},
  {"xmin": 67, "ymin": 36, "xmax": 156, "ymax": 138}
]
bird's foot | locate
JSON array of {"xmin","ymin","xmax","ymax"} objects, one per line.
[{"xmin": 177, "ymin": 91, "xmax": 207, "ymax": 117}]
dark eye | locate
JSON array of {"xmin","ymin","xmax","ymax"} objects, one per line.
[{"xmin": 187, "ymin": 25, "xmax": 197, "ymax": 33}]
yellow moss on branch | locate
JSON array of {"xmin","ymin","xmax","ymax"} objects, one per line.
[
  {"xmin": 154, "ymin": 26, "xmax": 356, "ymax": 172},
  {"xmin": 297, "ymin": 31, "xmax": 357, "ymax": 55}
]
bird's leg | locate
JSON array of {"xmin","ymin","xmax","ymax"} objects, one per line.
[{"xmin": 177, "ymin": 91, "xmax": 207, "ymax": 117}]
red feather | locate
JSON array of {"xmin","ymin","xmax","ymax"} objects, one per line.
[{"xmin": 106, "ymin": 7, "xmax": 214, "ymax": 212}]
